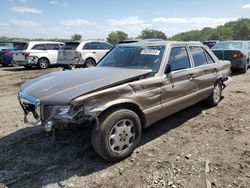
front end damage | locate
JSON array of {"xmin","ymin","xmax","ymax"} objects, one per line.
[{"xmin": 18, "ymin": 92, "xmax": 96, "ymax": 132}]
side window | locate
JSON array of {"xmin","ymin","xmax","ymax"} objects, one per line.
[
  {"xmin": 83, "ymin": 42, "xmax": 92, "ymax": 49},
  {"xmin": 248, "ymin": 43, "xmax": 250, "ymax": 51},
  {"xmin": 100, "ymin": 42, "xmax": 113, "ymax": 50},
  {"xmin": 204, "ymin": 50, "xmax": 215, "ymax": 64},
  {"xmin": 190, "ymin": 46, "xmax": 207, "ymax": 67},
  {"xmin": 83, "ymin": 42, "xmax": 102, "ymax": 50},
  {"xmin": 46, "ymin": 44, "xmax": 59, "ymax": 50},
  {"xmin": 91, "ymin": 42, "xmax": 102, "ymax": 49},
  {"xmin": 168, "ymin": 46, "xmax": 191, "ymax": 71},
  {"xmin": 32, "ymin": 44, "xmax": 46, "ymax": 50}
]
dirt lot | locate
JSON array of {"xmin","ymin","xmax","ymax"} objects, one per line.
[{"xmin": 0, "ymin": 66, "xmax": 249, "ymax": 188}]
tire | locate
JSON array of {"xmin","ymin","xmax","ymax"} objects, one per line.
[
  {"xmin": 240, "ymin": 63, "xmax": 248, "ymax": 74},
  {"xmin": 85, "ymin": 58, "xmax": 96, "ymax": 68},
  {"xmin": 11, "ymin": 60, "xmax": 18, "ymax": 67},
  {"xmin": 205, "ymin": 81, "xmax": 222, "ymax": 106},
  {"xmin": 92, "ymin": 109, "xmax": 141, "ymax": 162},
  {"xmin": 38, "ymin": 58, "xmax": 49, "ymax": 69}
]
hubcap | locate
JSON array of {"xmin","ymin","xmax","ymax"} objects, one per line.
[
  {"xmin": 109, "ymin": 119, "xmax": 135, "ymax": 154},
  {"xmin": 213, "ymin": 84, "xmax": 221, "ymax": 103},
  {"xmin": 86, "ymin": 60, "xmax": 95, "ymax": 67},
  {"xmin": 40, "ymin": 59, "xmax": 47, "ymax": 68}
]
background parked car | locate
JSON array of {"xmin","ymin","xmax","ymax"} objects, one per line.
[
  {"xmin": 203, "ymin": 40, "xmax": 219, "ymax": 48},
  {"xmin": 13, "ymin": 41, "xmax": 64, "ymax": 69},
  {"xmin": 57, "ymin": 40, "xmax": 113, "ymax": 67},
  {"xmin": 0, "ymin": 42, "xmax": 15, "ymax": 66},
  {"xmin": 212, "ymin": 41, "xmax": 250, "ymax": 73}
]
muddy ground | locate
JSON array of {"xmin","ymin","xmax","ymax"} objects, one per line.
[{"xmin": 0, "ymin": 66, "xmax": 249, "ymax": 188}]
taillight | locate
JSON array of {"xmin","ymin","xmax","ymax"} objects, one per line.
[
  {"xmin": 233, "ymin": 52, "xmax": 243, "ymax": 58},
  {"xmin": 4, "ymin": 51, "xmax": 13, "ymax": 55},
  {"xmin": 75, "ymin": 51, "xmax": 81, "ymax": 58},
  {"xmin": 23, "ymin": 52, "xmax": 30, "ymax": 58}
]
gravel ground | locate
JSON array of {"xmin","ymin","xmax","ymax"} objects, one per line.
[{"xmin": 0, "ymin": 66, "xmax": 249, "ymax": 188}]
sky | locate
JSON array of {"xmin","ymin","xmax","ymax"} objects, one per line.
[{"xmin": 1, "ymin": 0, "xmax": 250, "ymax": 39}]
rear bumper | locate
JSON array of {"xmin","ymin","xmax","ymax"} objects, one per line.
[
  {"xmin": 0, "ymin": 56, "xmax": 12, "ymax": 65},
  {"xmin": 231, "ymin": 62, "xmax": 246, "ymax": 69},
  {"xmin": 15, "ymin": 56, "xmax": 39, "ymax": 66}
]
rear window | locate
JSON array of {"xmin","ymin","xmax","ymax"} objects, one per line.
[
  {"xmin": 61, "ymin": 42, "xmax": 80, "ymax": 50},
  {"xmin": 212, "ymin": 42, "xmax": 243, "ymax": 50},
  {"xmin": 14, "ymin": 43, "xmax": 28, "ymax": 51},
  {"xmin": 31, "ymin": 44, "xmax": 46, "ymax": 50}
]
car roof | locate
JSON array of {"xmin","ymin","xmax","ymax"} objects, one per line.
[
  {"xmin": 118, "ymin": 40, "xmax": 203, "ymax": 47},
  {"xmin": 28, "ymin": 41, "xmax": 64, "ymax": 45}
]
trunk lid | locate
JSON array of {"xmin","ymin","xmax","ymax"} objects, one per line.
[{"xmin": 212, "ymin": 50, "xmax": 244, "ymax": 60}]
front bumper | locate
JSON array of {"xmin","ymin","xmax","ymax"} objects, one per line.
[
  {"xmin": 18, "ymin": 92, "xmax": 41, "ymax": 126},
  {"xmin": 18, "ymin": 92, "xmax": 93, "ymax": 131}
]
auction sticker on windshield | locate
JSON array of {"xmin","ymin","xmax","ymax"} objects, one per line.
[{"xmin": 141, "ymin": 49, "xmax": 160, "ymax": 55}]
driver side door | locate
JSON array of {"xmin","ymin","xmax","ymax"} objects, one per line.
[{"xmin": 161, "ymin": 46, "xmax": 198, "ymax": 117}]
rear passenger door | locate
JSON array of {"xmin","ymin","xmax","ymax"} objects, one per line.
[
  {"xmin": 161, "ymin": 46, "xmax": 198, "ymax": 117},
  {"xmin": 46, "ymin": 44, "xmax": 60, "ymax": 64},
  {"xmin": 189, "ymin": 46, "xmax": 218, "ymax": 92}
]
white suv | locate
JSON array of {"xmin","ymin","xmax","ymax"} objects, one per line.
[
  {"xmin": 13, "ymin": 41, "xmax": 64, "ymax": 69},
  {"xmin": 58, "ymin": 40, "xmax": 113, "ymax": 67}
]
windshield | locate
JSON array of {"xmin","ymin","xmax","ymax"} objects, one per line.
[
  {"xmin": 14, "ymin": 43, "xmax": 28, "ymax": 51},
  {"xmin": 212, "ymin": 41, "xmax": 243, "ymax": 50},
  {"xmin": 97, "ymin": 45, "xmax": 165, "ymax": 74}
]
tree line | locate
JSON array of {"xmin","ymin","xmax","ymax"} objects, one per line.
[{"xmin": 1, "ymin": 18, "xmax": 250, "ymax": 45}]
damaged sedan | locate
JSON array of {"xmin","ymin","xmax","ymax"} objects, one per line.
[{"xmin": 18, "ymin": 40, "xmax": 231, "ymax": 161}]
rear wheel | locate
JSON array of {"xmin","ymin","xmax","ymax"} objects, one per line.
[
  {"xmin": 24, "ymin": 65, "xmax": 32, "ymax": 69},
  {"xmin": 85, "ymin": 58, "xmax": 96, "ymax": 68},
  {"xmin": 240, "ymin": 63, "xmax": 248, "ymax": 73},
  {"xmin": 92, "ymin": 109, "xmax": 141, "ymax": 162},
  {"xmin": 11, "ymin": 60, "xmax": 18, "ymax": 67},
  {"xmin": 205, "ymin": 81, "xmax": 222, "ymax": 106},
  {"xmin": 38, "ymin": 58, "xmax": 49, "ymax": 69}
]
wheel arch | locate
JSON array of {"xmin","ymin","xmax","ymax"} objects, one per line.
[
  {"xmin": 38, "ymin": 56, "xmax": 50, "ymax": 64},
  {"xmin": 97, "ymin": 102, "xmax": 146, "ymax": 129},
  {"xmin": 85, "ymin": 57, "xmax": 96, "ymax": 64}
]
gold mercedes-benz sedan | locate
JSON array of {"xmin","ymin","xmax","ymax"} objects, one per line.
[{"xmin": 18, "ymin": 40, "xmax": 231, "ymax": 161}]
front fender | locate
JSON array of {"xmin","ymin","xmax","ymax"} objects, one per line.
[{"xmin": 84, "ymin": 98, "xmax": 142, "ymax": 117}]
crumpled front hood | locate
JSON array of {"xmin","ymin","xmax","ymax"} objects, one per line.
[{"xmin": 20, "ymin": 67, "xmax": 151, "ymax": 105}]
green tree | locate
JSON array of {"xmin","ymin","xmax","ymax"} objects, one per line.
[
  {"xmin": 233, "ymin": 22, "xmax": 250, "ymax": 40},
  {"xmin": 170, "ymin": 18, "xmax": 250, "ymax": 41},
  {"xmin": 71, "ymin": 34, "xmax": 82, "ymax": 41},
  {"xmin": 138, "ymin": 28, "xmax": 167, "ymax": 40},
  {"xmin": 107, "ymin": 31, "xmax": 128, "ymax": 45}
]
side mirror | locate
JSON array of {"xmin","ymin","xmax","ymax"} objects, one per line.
[{"xmin": 165, "ymin": 64, "xmax": 171, "ymax": 74}]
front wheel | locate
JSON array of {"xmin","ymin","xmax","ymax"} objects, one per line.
[
  {"xmin": 205, "ymin": 81, "xmax": 222, "ymax": 106},
  {"xmin": 92, "ymin": 109, "xmax": 141, "ymax": 162}
]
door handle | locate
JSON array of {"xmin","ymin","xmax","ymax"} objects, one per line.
[
  {"xmin": 188, "ymin": 74, "xmax": 196, "ymax": 80},
  {"xmin": 92, "ymin": 52, "xmax": 96, "ymax": 54}
]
